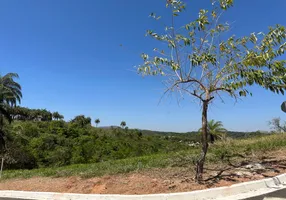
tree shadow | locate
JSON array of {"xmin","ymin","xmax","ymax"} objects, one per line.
[
  {"xmin": 202, "ymin": 154, "xmax": 286, "ymax": 186},
  {"xmin": 203, "ymin": 167, "xmax": 237, "ymax": 186}
]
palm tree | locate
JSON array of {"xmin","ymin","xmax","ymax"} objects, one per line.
[
  {"xmin": 0, "ymin": 73, "xmax": 22, "ymax": 149},
  {"xmin": 58, "ymin": 113, "xmax": 64, "ymax": 120},
  {"xmin": 95, "ymin": 118, "xmax": 100, "ymax": 127},
  {"xmin": 0, "ymin": 73, "xmax": 22, "ymax": 105},
  {"xmin": 0, "ymin": 73, "xmax": 22, "ymax": 122},
  {"xmin": 52, "ymin": 112, "xmax": 60, "ymax": 120},
  {"xmin": 120, "ymin": 121, "xmax": 126, "ymax": 129},
  {"xmin": 52, "ymin": 111, "xmax": 64, "ymax": 121},
  {"xmin": 199, "ymin": 120, "xmax": 227, "ymax": 143}
]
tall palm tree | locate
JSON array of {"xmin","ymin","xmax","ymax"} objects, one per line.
[
  {"xmin": 199, "ymin": 120, "xmax": 227, "ymax": 143},
  {"xmin": 52, "ymin": 112, "xmax": 61, "ymax": 120},
  {"xmin": 0, "ymin": 73, "xmax": 22, "ymax": 105},
  {"xmin": 0, "ymin": 73, "xmax": 22, "ymax": 149},
  {"xmin": 95, "ymin": 118, "xmax": 100, "ymax": 127}
]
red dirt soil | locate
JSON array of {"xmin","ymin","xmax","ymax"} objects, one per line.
[{"xmin": 0, "ymin": 151, "xmax": 286, "ymax": 194}]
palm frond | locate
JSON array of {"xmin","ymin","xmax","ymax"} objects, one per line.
[
  {"xmin": 0, "ymin": 72, "xmax": 22, "ymax": 105},
  {"xmin": 0, "ymin": 73, "xmax": 22, "ymax": 126}
]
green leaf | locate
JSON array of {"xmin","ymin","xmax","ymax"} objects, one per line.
[{"xmin": 239, "ymin": 91, "xmax": 246, "ymax": 97}]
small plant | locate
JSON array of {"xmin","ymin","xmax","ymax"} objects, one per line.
[{"xmin": 198, "ymin": 120, "xmax": 227, "ymax": 143}]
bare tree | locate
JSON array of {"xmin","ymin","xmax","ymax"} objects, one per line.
[{"xmin": 269, "ymin": 118, "xmax": 286, "ymax": 133}]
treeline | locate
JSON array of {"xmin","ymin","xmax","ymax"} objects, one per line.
[
  {"xmin": 8, "ymin": 106, "xmax": 64, "ymax": 121},
  {"xmin": 2, "ymin": 107, "xmax": 267, "ymax": 171},
  {"xmin": 141, "ymin": 129, "xmax": 267, "ymax": 140},
  {"xmin": 2, "ymin": 115, "xmax": 193, "ymax": 170}
]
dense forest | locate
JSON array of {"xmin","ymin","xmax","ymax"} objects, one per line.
[
  {"xmin": 0, "ymin": 106, "xmax": 268, "ymax": 171},
  {"xmin": 1, "ymin": 106, "xmax": 196, "ymax": 170}
]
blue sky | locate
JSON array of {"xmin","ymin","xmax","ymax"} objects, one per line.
[{"xmin": 1, "ymin": 0, "xmax": 286, "ymax": 132}]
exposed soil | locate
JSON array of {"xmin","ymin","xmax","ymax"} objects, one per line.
[{"xmin": 0, "ymin": 150, "xmax": 286, "ymax": 195}]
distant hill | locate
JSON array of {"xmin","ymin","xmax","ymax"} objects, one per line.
[
  {"xmin": 140, "ymin": 129, "xmax": 184, "ymax": 136},
  {"xmin": 227, "ymin": 131, "xmax": 269, "ymax": 138},
  {"xmin": 135, "ymin": 129, "xmax": 269, "ymax": 139},
  {"xmin": 99, "ymin": 127, "xmax": 268, "ymax": 139},
  {"xmin": 99, "ymin": 126, "xmax": 122, "ymax": 129}
]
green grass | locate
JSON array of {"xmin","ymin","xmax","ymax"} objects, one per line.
[
  {"xmin": 2, "ymin": 133, "xmax": 286, "ymax": 180},
  {"xmin": 1, "ymin": 149, "xmax": 199, "ymax": 180},
  {"xmin": 212, "ymin": 133, "xmax": 286, "ymax": 153}
]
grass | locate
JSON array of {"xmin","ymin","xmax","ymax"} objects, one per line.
[
  {"xmin": 1, "ymin": 150, "xmax": 198, "ymax": 180},
  {"xmin": 2, "ymin": 133, "xmax": 286, "ymax": 180}
]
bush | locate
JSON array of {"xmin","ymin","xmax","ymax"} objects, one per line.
[{"xmin": 2, "ymin": 120, "xmax": 192, "ymax": 170}]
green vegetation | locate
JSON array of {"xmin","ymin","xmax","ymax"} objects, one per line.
[
  {"xmin": 137, "ymin": 0, "xmax": 286, "ymax": 181},
  {"xmin": 0, "ymin": 81, "xmax": 284, "ymax": 182},
  {"xmin": 199, "ymin": 120, "xmax": 227, "ymax": 143},
  {"xmin": 0, "ymin": 101, "xmax": 275, "ymax": 174},
  {"xmin": 0, "ymin": 0, "xmax": 285, "ymax": 183},
  {"xmin": 0, "ymin": 73, "xmax": 284, "ymax": 185},
  {"xmin": 120, "ymin": 121, "xmax": 126, "ymax": 129},
  {"xmin": 0, "ymin": 73, "xmax": 22, "ymax": 151},
  {"xmin": 269, "ymin": 117, "xmax": 286, "ymax": 133},
  {"xmin": 95, "ymin": 118, "xmax": 100, "ymax": 127},
  {"xmin": 3, "ymin": 133, "xmax": 286, "ymax": 180},
  {"xmin": 1, "ymin": 111, "xmax": 195, "ymax": 170}
]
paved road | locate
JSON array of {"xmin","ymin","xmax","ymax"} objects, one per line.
[{"xmin": 245, "ymin": 188, "xmax": 286, "ymax": 200}]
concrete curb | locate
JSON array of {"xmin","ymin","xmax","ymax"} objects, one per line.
[{"xmin": 0, "ymin": 174, "xmax": 285, "ymax": 200}]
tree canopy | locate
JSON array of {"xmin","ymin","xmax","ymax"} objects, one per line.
[
  {"xmin": 120, "ymin": 121, "xmax": 126, "ymax": 129},
  {"xmin": 95, "ymin": 118, "xmax": 100, "ymax": 127},
  {"xmin": 0, "ymin": 73, "xmax": 22, "ymax": 150},
  {"xmin": 137, "ymin": 0, "xmax": 286, "ymax": 181}
]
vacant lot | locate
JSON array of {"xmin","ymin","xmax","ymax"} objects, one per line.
[{"xmin": 1, "ymin": 134, "xmax": 286, "ymax": 194}]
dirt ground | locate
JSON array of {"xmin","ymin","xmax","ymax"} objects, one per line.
[{"xmin": 0, "ymin": 150, "xmax": 286, "ymax": 195}]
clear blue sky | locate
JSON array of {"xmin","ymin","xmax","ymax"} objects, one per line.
[{"xmin": 1, "ymin": 0, "xmax": 286, "ymax": 132}]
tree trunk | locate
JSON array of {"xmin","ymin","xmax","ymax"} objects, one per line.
[
  {"xmin": 195, "ymin": 100, "xmax": 209, "ymax": 182},
  {"xmin": 0, "ymin": 115, "xmax": 3, "ymax": 130},
  {"xmin": 210, "ymin": 134, "xmax": 215, "ymax": 144},
  {"xmin": 0, "ymin": 116, "xmax": 5, "ymax": 151}
]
